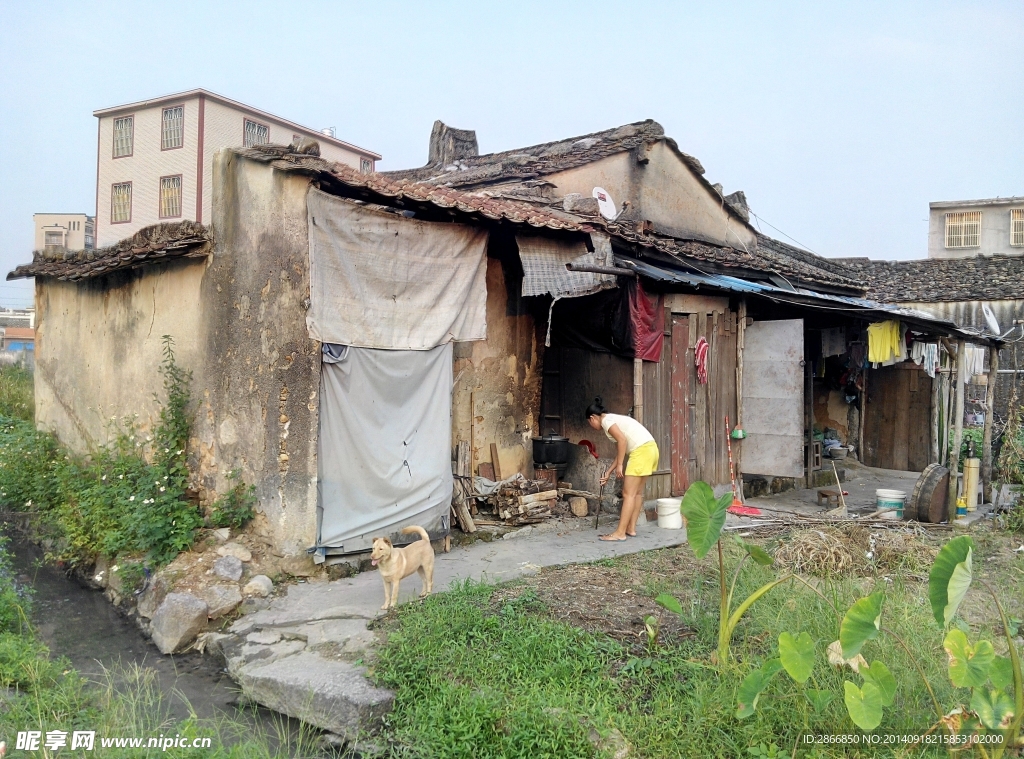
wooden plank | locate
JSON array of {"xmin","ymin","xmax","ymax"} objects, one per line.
[
  {"xmin": 694, "ymin": 311, "xmax": 707, "ymax": 481},
  {"xmin": 519, "ymin": 490, "xmax": 558, "ymax": 505},
  {"xmin": 490, "ymin": 442, "xmax": 503, "ymax": 481},
  {"xmin": 892, "ymin": 369, "xmax": 911, "ymax": 470},
  {"xmin": 665, "ymin": 293, "xmax": 730, "ymax": 315},
  {"xmin": 908, "ymin": 372, "xmax": 933, "ymax": 471},
  {"xmin": 671, "ymin": 315, "xmax": 691, "ymax": 495},
  {"xmin": 981, "ymin": 346, "xmax": 999, "ymax": 500}
]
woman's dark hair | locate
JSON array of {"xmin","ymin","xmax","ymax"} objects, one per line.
[{"xmin": 585, "ymin": 396, "xmax": 608, "ymax": 419}]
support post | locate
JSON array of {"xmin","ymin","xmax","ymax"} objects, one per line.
[
  {"xmin": 633, "ymin": 358, "xmax": 644, "ymax": 424},
  {"xmin": 735, "ymin": 299, "xmax": 746, "ymax": 491},
  {"xmin": 859, "ymin": 367, "xmax": 868, "ymax": 464},
  {"xmin": 948, "ymin": 340, "xmax": 967, "ymax": 509},
  {"xmin": 981, "ymin": 345, "xmax": 999, "ymax": 503},
  {"xmin": 930, "ymin": 366, "xmax": 940, "ymax": 464}
]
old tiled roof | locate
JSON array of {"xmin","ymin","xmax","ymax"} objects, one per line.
[
  {"xmin": 7, "ymin": 221, "xmax": 211, "ymax": 282},
  {"xmin": 382, "ymin": 119, "xmax": 701, "ymax": 188},
  {"xmin": 754, "ymin": 234, "xmax": 864, "ymax": 291},
  {"xmin": 236, "ymin": 146, "xmax": 590, "ymax": 232},
  {"xmin": 241, "ymin": 145, "xmax": 863, "ymax": 292},
  {"xmin": 835, "ymin": 255, "xmax": 1024, "ymax": 302}
]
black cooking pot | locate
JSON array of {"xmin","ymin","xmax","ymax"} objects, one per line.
[{"xmin": 533, "ymin": 432, "xmax": 570, "ymax": 465}]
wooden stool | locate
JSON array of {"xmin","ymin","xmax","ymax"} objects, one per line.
[{"xmin": 816, "ymin": 489, "xmax": 841, "ymax": 507}]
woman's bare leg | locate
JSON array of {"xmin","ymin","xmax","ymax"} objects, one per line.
[
  {"xmin": 626, "ymin": 475, "xmax": 649, "ymax": 536},
  {"xmin": 601, "ymin": 475, "xmax": 643, "ymax": 540}
]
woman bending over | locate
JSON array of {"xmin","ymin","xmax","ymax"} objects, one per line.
[{"xmin": 585, "ymin": 397, "xmax": 660, "ymax": 541}]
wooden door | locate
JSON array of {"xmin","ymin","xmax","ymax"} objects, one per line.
[
  {"xmin": 863, "ymin": 365, "xmax": 933, "ymax": 471},
  {"xmin": 670, "ymin": 315, "xmax": 693, "ymax": 495}
]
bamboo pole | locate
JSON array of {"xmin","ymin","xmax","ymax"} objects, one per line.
[
  {"xmin": 948, "ymin": 341, "xmax": 967, "ymax": 509},
  {"xmin": 930, "ymin": 365, "xmax": 940, "ymax": 465},
  {"xmin": 981, "ymin": 345, "xmax": 999, "ymax": 502},
  {"xmin": 633, "ymin": 358, "xmax": 644, "ymax": 424}
]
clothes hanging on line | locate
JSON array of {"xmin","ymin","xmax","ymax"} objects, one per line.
[
  {"xmin": 694, "ymin": 336, "xmax": 709, "ymax": 385},
  {"xmin": 911, "ymin": 341, "xmax": 940, "ymax": 379},
  {"xmin": 963, "ymin": 344, "xmax": 986, "ymax": 381},
  {"xmin": 821, "ymin": 327, "xmax": 846, "ymax": 358},
  {"xmin": 867, "ymin": 320, "xmax": 901, "ymax": 364}
]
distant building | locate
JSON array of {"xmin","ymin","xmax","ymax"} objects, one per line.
[
  {"xmin": 93, "ymin": 89, "xmax": 382, "ymax": 247},
  {"xmin": 34, "ymin": 213, "xmax": 95, "ymax": 251},
  {"xmin": 0, "ymin": 309, "xmax": 35, "ymax": 329},
  {"xmin": 1, "ymin": 326, "xmax": 35, "ymax": 352},
  {"xmin": 929, "ymin": 196, "xmax": 1024, "ymax": 259}
]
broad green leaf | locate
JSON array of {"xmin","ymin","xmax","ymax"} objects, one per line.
[
  {"xmin": 928, "ymin": 536, "xmax": 975, "ymax": 627},
  {"xmin": 680, "ymin": 481, "xmax": 730, "ymax": 559},
  {"xmin": 970, "ymin": 688, "xmax": 1016, "ymax": 731},
  {"xmin": 779, "ymin": 631, "xmax": 815, "ymax": 683},
  {"xmin": 844, "ymin": 680, "xmax": 883, "ymax": 730},
  {"xmin": 654, "ymin": 593, "xmax": 683, "ymax": 616},
  {"xmin": 805, "ymin": 689, "xmax": 835, "ymax": 714},
  {"xmin": 990, "ymin": 655, "xmax": 1013, "ymax": 690},
  {"xmin": 840, "ymin": 591, "xmax": 884, "ymax": 659},
  {"xmin": 943, "ymin": 629, "xmax": 995, "ymax": 688},
  {"xmin": 736, "ymin": 658, "xmax": 783, "ymax": 719},
  {"xmin": 736, "ymin": 537, "xmax": 774, "ymax": 566},
  {"xmin": 861, "ymin": 661, "xmax": 897, "ymax": 707}
]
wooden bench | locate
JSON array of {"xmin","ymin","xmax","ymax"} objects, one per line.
[{"xmin": 816, "ymin": 489, "xmax": 841, "ymax": 507}]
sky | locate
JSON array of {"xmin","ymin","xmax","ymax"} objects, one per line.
[{"xmin": 0, "ymin": 1, "xmax": 1021, "ymax": 310}]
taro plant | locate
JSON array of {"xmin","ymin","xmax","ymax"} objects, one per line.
[
  {"xmin": 736, "ymin": 535, "xmax": 1023, "ymax": 756},
  {"xmin": 655, "ymin": 481, "xmax": 797, "ymax": 663}
]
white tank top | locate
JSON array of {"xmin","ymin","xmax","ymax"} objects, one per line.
[{"xmin": 600, "ymin": 413, "xmax": 655, "ymax": 453}]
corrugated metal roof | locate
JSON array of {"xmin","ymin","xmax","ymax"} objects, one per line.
[{"xmin": 625, "ymin": 259, "xmax": 997, "ymax": 345}]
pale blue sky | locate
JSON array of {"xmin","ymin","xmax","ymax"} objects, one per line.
[{"xmin": 1, "ymin": 1, "xmax": 1021, "ymax": 309}]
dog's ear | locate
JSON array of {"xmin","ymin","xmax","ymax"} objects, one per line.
[{"xmin": 382, "ymin": 537, "xmax": 392, "ymax": 546}]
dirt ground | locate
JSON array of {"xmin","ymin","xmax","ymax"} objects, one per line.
[{"xmin": 492, "ymin": 524, "xmax": 1024, "ymax": 654}]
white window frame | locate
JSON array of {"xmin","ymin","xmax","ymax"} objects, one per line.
[
  {"xmin": 159, "ymin": 175, "xmax": 183, "ymax": 219},
  {"xmin": 44, "ymin": 231, "xmax": 64, "ymax": 247},
  {"xmin": 111, "ymin": 182, "xmax": 132, "ymax": 224},
  {"xmin": 113, "ymin": 116, "xmax": 133, "ymax": 158},
  {"xmin": 161, "ymin": 105, "xmax": 184, "ymax": 150},
  {"xmin": 1012, "ymin": 209, "xmax": 1024, "ymax": 248},
  {"xmin": 945, "ymin": 211, "xmax": 981, "ymax": 249},
  {"xmin": 243, "ymin": 119, "xmax": 269, "ymax": 148}
]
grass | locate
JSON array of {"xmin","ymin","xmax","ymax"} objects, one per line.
[
  {"xmin": 372, "ymin": 533, "xmax": 1024, "ymax": 758},
  {"xmin": 0, "ymin": 364, "xmax": 33, "ymax": 423}
]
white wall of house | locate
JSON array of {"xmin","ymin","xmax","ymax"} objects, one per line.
[
  {"xmin": 33, "ymin": 213, "xmax": 94, "ymax": 250},
  {"xmin": 928, "ymin": 198, "xmax": 1024, "ymax": 259},
  {"xmin": 95, "ymin": 90, "xmax": 380, "ymax": 247}
]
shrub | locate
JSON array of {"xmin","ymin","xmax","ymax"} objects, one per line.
[
  {"xmin": 208, "ymin": 470, "xmax": 256, "ymax": 530},
  {"xmin": 0, "ymin": 364, "xmax": 34, "ymax": 422}
]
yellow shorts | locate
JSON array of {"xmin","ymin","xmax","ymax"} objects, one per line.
[{"xmin": 624, "ymin": 441, "xmax": 659, "ymax": 477}]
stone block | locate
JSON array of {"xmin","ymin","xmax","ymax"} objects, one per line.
[
  {"xmin": 243, "ymin": 575, "xmax": 274, "ymax": 597},
  {"xmin": 200, "ymin": 585, "xmax": 243, "ymax": 619},
  {"xmin": 743, "ymin": 476, "xmax": 769, "ymax": 498},
  {"xmin": 235, "ymin": 652, "xmax": 394, "ymax": 737},
  {"xmin": 137, "ymin": 575, "xmax": 170, "ymax": 619},
  {"xmin": 151, "ymin": 593, "xmax": 209, "ymax": 654},
  {"xmin": 217, "ymin": 543, "xmax": 252, "ymax": 562},
  {"xmin": 280, "ymin": 554, "xmax": 317, "ymax": 578},
  {"xmin": 213, "ymin": 555, "xmax": 243, "ymax": 582}
]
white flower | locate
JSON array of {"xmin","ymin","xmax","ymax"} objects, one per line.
[
  {"xmin": 172, "ymin": 520, "xmax": 176, "ymax": 526},
  {"xmin": 129, "ymin": 496, "xmax": 135, "ymax": 501},
  {"xmin": 176, "ymin": 450, "xmax": 183, "ymax": 455},
  {"xmin": 111, "ymin": 565, "xmax": 119, "ymax": 572},
  {"xmin": 102, "ymin": 475, "xmax": 107, "ymax": 481},
  {"xmin": 163, "ymin": 476, "xmax": 168, "ymax": 480},
  {"xmin": 119, "ymin": 474, "xmax": 124, "ymax": 480},
  {"xmin": 164, "ymin": 448, "xmax": 169, "ymax": 454},
  {"xmin": 160, "ymin": 487, "xmax": 166, "ymax": 492},
  {"xmin": 25, "ymin": 500, "xmax": 32, "ymax": 507}
]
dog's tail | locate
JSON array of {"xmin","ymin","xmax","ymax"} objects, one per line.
[{"xmin": 400, "ymin": 525, "xmax": 430, "ymax": 543}]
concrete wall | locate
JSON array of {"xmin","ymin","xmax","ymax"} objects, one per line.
[
  {"xmin": 38, "ymin": 152, "xmax": 320, "ymax": 554},
  {"xmin": 545, "ymin": 141, "xmax": 757, "ymax": 251},
  {"xmin": 928, "ymin": 201, "xmax": 1024, "ymax": 259},
  {"xmin": 452, "ymin": 241, "xmax": 544, "ymax": 479}
]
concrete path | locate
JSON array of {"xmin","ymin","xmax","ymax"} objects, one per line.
[{"xmin": 215, "ymin": 513, "xmax": 688, "ymax": 738}]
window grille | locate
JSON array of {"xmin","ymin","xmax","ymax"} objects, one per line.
[
  {"xmin": 244, "ymin": 119, "xmax": 269, "ymax": 147},
  {"xmin": 44, "ymin": 231, "xmax": 63, "ymax": 247},
  {"xmin": 1012, "ymin": 209, "xmax": 1024, "ymax": 247},
  {"xmin": 113, "ymin": 116, "xmax": 133, "ymax": 157},
  {"xmin": 945, "ymin": 211, "xmax": 981, "ymax": 248},
  {"xmin": 159, "ymin": 176, "xmax": 182, "ymax": 218},
  {"xmin": 162, "ymin": 106, "xmax": 184, "ymax": 149},
  {"xmin": 360, "ymin": 158, "xmax": 373, "ymax": 174},
  {"xmin": 111, "ymin": 183, "xmax": 132, "ymax": 223}
]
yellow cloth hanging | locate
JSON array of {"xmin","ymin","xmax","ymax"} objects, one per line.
[{"xmin": 867, "ymin": 320, "xmax": 901, "ymax": 363}]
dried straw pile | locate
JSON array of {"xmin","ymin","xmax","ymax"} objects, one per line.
[
  {"xmin": 773, "ymin": 525, "xmax": 938, "ymax": 577},
  {"xmin": 774, "ymin": 528, "xmax": 856, "ymax": 576}
]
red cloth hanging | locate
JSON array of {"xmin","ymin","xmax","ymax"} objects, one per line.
[
  {"xmin": 694, "ymin": 337, "xmax": 709, "ymax": 384},
  {"xmin": 627, "ymin": 278, "xmax": 664, "ymax": 362}
]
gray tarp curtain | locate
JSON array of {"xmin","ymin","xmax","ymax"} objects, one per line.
[
  {"xmin": 317, "ymin": 343, "xmax": 454, "ymax": 553},
  {"xmin": 306, "ymin": 187, "xmax": 489, "ymax": 349}
]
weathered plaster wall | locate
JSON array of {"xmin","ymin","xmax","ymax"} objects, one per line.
[
  {"xmin": 199, "ymin": 151, "xmax": 320, "ymax": 553},
  {"xmin": 545, "ymin": 142, "xmax": 756, "ymax": 251},
  {"xmin": 34, "ymin": 259, "xmax": 208, "ymax": 453},
  {"xmin": 452, "ymin": 247, "xmax": 542, "ymax": 479},
  {"xmin": 812, "ymin": 384, "xmax": 851, "ymax": 444}
]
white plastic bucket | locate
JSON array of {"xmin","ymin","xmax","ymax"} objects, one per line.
[
  {"xmin": 656, "ymin": 498, "xmax": 683, "ymax": 530},
  {"xmin": 876, "ymin": 489, "xmax": 906, "ymax": 519}
]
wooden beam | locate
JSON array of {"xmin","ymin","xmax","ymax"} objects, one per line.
[
  {"xmin": 930, "ymin": 366, "xmax": 940, "ymax": 465},
  {"xmin": 981, "ymin": 345, "xmax": 999, "ymax": 502},
  {"xmin": 633, "ymin": 358, "xmax": 644, "ymax": 424},
  {"xmin": 948, "ymin": 340, "xmax": 967, "ymax": 509},
  {"xmin": 490, "ymin": 442, "xmax": 503, "ymax": 481}
]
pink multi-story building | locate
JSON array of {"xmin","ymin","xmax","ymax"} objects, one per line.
[{"xmin": 93, "ymin": 89, "xmax": 381, "ymax": 247}]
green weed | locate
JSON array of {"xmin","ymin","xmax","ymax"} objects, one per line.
[
  {"xmin": 0, "ymin": 364, "xmax": 33, "ymax": 422},
  {"xmin": 208, "ymin": 470, "xmax": 256, "ymax": 530}
]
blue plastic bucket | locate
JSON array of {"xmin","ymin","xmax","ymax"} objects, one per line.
[{"xmin": 875, "ymin": 489, "xmax": 905, "ymax": 519}]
